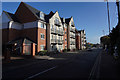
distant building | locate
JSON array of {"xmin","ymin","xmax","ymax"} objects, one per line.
[{"xmin": 78, "ymin": 30, "xmax": 86, "ymax": 50}]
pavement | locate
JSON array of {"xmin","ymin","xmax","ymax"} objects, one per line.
[
  {"xmin": 2, "ymin": 49, "xmax": 120, "ymax": 80},
  {"xmin": 99, "ymin": 50, "xmax": 120, "ymax": 80}
]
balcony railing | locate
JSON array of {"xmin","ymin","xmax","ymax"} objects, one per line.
[
  {"xmin": 70, "ymin": 34, "xmax": 75, "ymax": 39},
  {"xmin": 70, "ymin": 41, "xmax": 75, "ymax": 45},
  {"xmin": 51, "ymin": 28, "xmax": 58, "ymax": 34},
  {"xmin": 70, "ymin": 28, "xmax": 75, "ymax": 33},
  {"xmin": 58, "ymin": 39, "xmax": 63, "ymax": 44},
  {"xmin": 51, "ymin": 39, "xmax": 58, "ymax": 43},
  {"xmin": 58, "ymin": 30, "xmax": 64, "ymax": 36}
]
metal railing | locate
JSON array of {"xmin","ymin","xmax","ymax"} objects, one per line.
[
  {"xmin": 51, "ymin": 39, "xmax": 58, "ymax": 43},
  {"xmin": 51, "ymin": 28, "xmax": 58, "ymax": 34}
]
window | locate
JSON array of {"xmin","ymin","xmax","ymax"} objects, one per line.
[
  {"xmin": 41, "ymin": 34, "xmax": 44, "ymax": 39},
  {"xmin": 40, "ymin": 45, "xmax": 44, "ymax": 50},
  {"xmin": 65, "ymin": 38, "xmax": 67, "ymax": 41},
  {"xmin": 51, "ymin": 35, "xmax": 53, "ymax": 39},
  {"xmin": 65, "ymin": 45, "xmax": 67, "ymax": 49},
  {"xmin": 71, "ymin": 21, "xmax": 74, "ymax": 25},
  {"xmin": 41, "ymin": 23, "xmax": 44, "ymax": 28},
  {"xmin": 65, "ymin": 31, "xmax": 66, "ymax": 34},
  {"xmin": 55, "ymin": 17, "xmax": 59, "ymax": 24},
  {"xmin": 40, "ymin": 12, "xmax": 44, "ymax": 20}
]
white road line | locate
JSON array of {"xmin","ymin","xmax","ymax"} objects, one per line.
[
  {"xmin": 88, "ymin": 51, "xmax": 101, "ymax": 80},
  {"xmin": 24, "ymin": 66, "xmax": 57, "ymax": 80}
]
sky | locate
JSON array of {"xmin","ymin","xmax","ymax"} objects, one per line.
[{"xmin": 1, "ymin": 2, "xmax": 119, "ymax": 44}]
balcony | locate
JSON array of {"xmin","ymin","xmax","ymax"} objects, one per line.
[
  {"xmin": 54, "ymin": 21, "xmax": 61, "ymax": 26},
  {"xmin": 58, "ymin": 30, "xmax": 64, "ymax": 36},
  {"xmin": 70, "ymin": 41, "xmax": 75, "ymax": 45},
  {"xmin": 51, "ymin": 39, "xmax": 58, "ymax": 44},
  {"xmin": 51, "ymin": 28, "xmax": 58, "ymax": 34},
  {"xmin": 58, "ymin": 39, "xmax": 63, "ymax": 44},
  {"xmin": 70, "ymin": 28, "xmax": 75, "ymax": 33},
  {"xmin": 70, "ymin": 34, "xmax": 75, "ymax": 39}
]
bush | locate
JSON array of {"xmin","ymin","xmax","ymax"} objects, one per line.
[
  {"xmin": 117, "ymin": 38, "xmax": 120, "ymax": 56},
  {"xmin": 67, "ymin": 49, "xmax": 70, "ymax": 51},
  {"xmin": 37, "ymin": 50, "xmax": 47, "ymax": 56},
  {"xmin": 63, "ymin": 49, "xmax": 67, "ymax": 52},
  {"xmin": 73, "ymin": 48, "xmax": 78, "ymax": 51}
]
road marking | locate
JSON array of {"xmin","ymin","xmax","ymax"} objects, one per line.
[
  {"xmin": 88, "ymin": 51, "xmax": 101, "ymax": 80},
  {"xmin": 24, "ymin": 66, "xmax": 57, "ymax": 80}
]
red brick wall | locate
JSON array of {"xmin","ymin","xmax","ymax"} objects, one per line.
[
  {"xmin": 63, "ymin": 27, "xmax": 67, "ymax": 49},
  {"xmin": 2, "ymin": 28, "xmax": 21, "ymax": 44},
  {"xmin": 76, "ymin": 34, "xmax": 80, "ymax": 50},
  {"xmin": 22, "ymin": 28, "xmax": 37, "ymax": 43},
  {"xmin": 37, "ymin": 28, "xmax": 46, "ymax": 52}
]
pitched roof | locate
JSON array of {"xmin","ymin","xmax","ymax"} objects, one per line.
[
  {"xmin": 22, "ymin": 2, "xmax": 41, "ymax": 19},
  {"xmin": 65, "ymin": 17, "xmax": 71, "ymax": 25},
  {"xmin": 3, "ymin": 11, "xmax": 20, "ymax": 22},
  {"xmin": 60, "ymin": 18, "xmax": 64, "ymax": 23},
  {"xmin": 15, "ymin": 2, "xmax": 47, "ymax": 23},
  {"xmin": 45, "ymin": 11, "xmax": 55, "ymax": 23}
]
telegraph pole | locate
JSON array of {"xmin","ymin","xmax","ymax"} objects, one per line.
[
  {"xmin": 106, "ymin": 0, "xmax": 111, "ymax": 34},
  {"xmin": 116, "ymin": 0, "xmax": 119, "ymax": 23}
]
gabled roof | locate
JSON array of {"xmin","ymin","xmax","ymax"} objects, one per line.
[
  {"xmin": 65, "ymin": 17, "xmax": 73, "ymax": 25},
  {"xmin": 78, "ymin": 30, "xmax": 85, "ymax": 34},
  {"xmin": 3, "ymin": 10, "xmax": 20, "ymax": 22},
  {"xmin": 22, "ymin": 2, "xmax": 41, "ymax": 19},
  {"xmin": 45, "ymin": 11, "xmax": 55, "ymax": 23},
  {"xmin": 15, "ymin": 2, "xmax": 46, "ymax": 23},
  {"xmin": 60, "ymin": 18, "xmax": 64, "ymax": 23}
]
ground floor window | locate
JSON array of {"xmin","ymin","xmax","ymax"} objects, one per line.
[
  {"xmin": 65, "ymin": 45, "xmax": 67, "ymax": 49},
  {"xmin": 40, "ymin": 45, "xmax": 44, "ymax": 50}
]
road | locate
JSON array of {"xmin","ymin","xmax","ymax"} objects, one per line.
[{"xmin": 2, "ymin": 49, "xmax": 102, "ymax": 80}]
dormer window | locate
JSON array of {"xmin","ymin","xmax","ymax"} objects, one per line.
[{"xmin": 40, "ymin": 12, "xmax": 44, "ymax": 20}]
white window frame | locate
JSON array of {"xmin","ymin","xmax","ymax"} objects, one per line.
[
  {"xmin": 40, "ymin": 12, "xmax": 44, "ymax": 20},
  {"xmin": 41, "ymin": 23, "xmax": 44, "ymax": 28},
  {"xmin": 41, "ymin": 33, "xmax": 45, "ymax": 40},
  {"xmin": 40, "ymin": 45, "xmax": 44, "ymax": 50}
]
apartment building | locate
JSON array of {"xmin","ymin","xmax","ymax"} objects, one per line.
[
  {"xmin": 1, "ymin": 2, "xmax": 81, "ymax": 56},
  {"xmin": 1, "ymin": 2, "xmax": 47, "ymax": 55},
  {"xmin": 65, "ymin": 17, "xmax": 76, "ymax": 50},
  {"xmin": 46, "ymin": 11, "xmax": 64, "ymax": 52},
  {"xmin": 79, "ymin": 30, "xmax": 86, "ymax": 50}
]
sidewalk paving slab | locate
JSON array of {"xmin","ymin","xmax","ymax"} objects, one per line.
[{"xmin": 100, "ymin": 50, "xmax": 120, "ymax": 80}]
